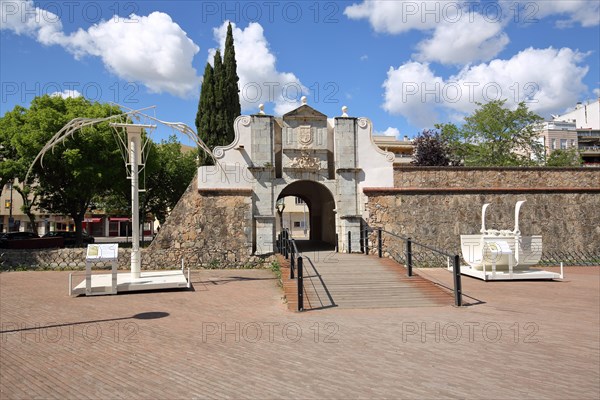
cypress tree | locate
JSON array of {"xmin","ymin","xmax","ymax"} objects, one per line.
[
  {"xmin": 196, "ymin": 62, "xmax": 216, "ymax": 166},
  {"xmin": 223, "ymin": 22, "xmax": 241, "ymax": 143},
  {"xmin": 195, "ymin": 22, "xmax": 240, "ymax": 166},
  {"xmin": 212, "ymin": 50, "xmax": 225, "ymax": 142}
]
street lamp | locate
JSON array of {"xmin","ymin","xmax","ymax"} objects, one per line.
[
  {"xmin": 8, "ymin": 181, "xmax": 14, "ymax": 232},
  {"xmin": 276, "ymin": 198, "xmax": 285, "ymax": 233}
]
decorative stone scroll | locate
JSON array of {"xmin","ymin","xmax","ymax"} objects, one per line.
[{"xmin": 289, "ymin": 151, "xmax": 321, "ymax": 170}]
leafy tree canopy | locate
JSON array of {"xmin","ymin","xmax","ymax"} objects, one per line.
[
  {"xmin": 1, "ymin": 96, "xmax": 123, "ymax": 237},
  {"xmin": 195, "ymin": 22, "xmax": 240, "ymax": 166},
  {"xmin": 411, "ymin": 129, "xmax": 454, "ymax": 166},
  {"xmin": 436, "ymin": 100, "xmax": 545, "ymax": 167},
  {"xmin": 546, "ymin": 148, "xmax": 583, "ymax": 167}
]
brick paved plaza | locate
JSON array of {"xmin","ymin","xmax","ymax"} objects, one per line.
[{"xmin": 1, "ymin": 266, "xmax": 599, "ymax": 399}]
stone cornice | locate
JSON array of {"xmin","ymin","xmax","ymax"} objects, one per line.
[
  {"xmin": 363, "ymin": 187, "xmax": 600, "ymax": 194},
  {"xmin": 197, "ymin": 188, "xmax": 252, "ymax": 195}
]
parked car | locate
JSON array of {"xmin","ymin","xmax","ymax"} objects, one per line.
[
  {"xmin": 0, "ymin": 231, "xmax": 40, "ymax": 248},
  {"xmin": 42, "ymin": 231, "xmax": 95, "ymax": 246}
]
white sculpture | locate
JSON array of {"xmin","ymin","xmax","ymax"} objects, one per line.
[{"xmin": 461, "ymin": 200, "xmax": 543, "ymax": 273}]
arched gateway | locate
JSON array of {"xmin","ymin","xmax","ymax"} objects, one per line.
[{"xmin": 199, "ymin": 100, "xmax": 395, "ymax": 255}]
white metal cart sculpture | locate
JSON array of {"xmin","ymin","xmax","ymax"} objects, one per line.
[
  {"xmin": 28, "ymin": 105, "xmax": 213, "ymax": 296},
  {"xmin": 459, "ymin": 200, "xmax": 562, "ymax": 281}
]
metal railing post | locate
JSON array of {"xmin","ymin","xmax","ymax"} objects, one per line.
[
  {"xmin": 290, "ymin": 251, "xmax": 295, "ymax": 279},
  {"xmin": 335, "ymin": 234, "xmax": 339, "ymax": 253},
  {"xmin": 406, "ymin": 238, "xmax": 413, "ymax": 277},
  {"xmin": 453, "ymin": 254, "xmax": 462, "ymax": 307},
  {"xmin": 297, "ymin": 256, "xmax": 304, "ymax": 311},
  {"xmin": 277, "ymin": 233, "xmax": 281, "ymax": 253},
  {"xmin": 378, "ymin": 228, "xmax": 382, "ymax": 258},
  {"xmin": 365, "ymin": 229, "xmax": 369, "ymax": 255},
  {"xmin": 284, "ymin": 231, "xmax": 289, "ymax": 259},
  {"xmin": 348, "ymin": 231, "xmax": 352, "ymax": 253},
  {"xmin": 360, "ymin": 228, "xmax": 364, "ymax": 254}
]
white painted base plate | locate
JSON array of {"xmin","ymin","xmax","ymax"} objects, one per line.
[
  {"xmin": 71, "ymin": 270, "xmax": 189, "ymax": 296},
  {"xmin": 458, "ymin": 266, "xmax": 561, "ymax": 281}
]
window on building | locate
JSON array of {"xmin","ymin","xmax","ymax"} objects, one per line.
[
  {"xmin": 295, "ymin": 197, "xmax": 305, "ymax": 205},
  {"xmin": 293, "ymin": 221, "xmax": 304, "ymax": 228},
  {"xmin": 560, "ymin": 139, "xmax": 568, "ymax": 149},
  {"xmin": 551, "ymin": 139, "xmax": 556, "ymax": 150}
]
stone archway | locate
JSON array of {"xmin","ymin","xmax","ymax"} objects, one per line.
[{"xmin": 277, "ymin": 180, "xmax": 336, "ymax": 245}]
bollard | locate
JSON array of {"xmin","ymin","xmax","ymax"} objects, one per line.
[
  {"xmin": 453, "ymin": 254, "xmax": 462, "ymax": 307},
  {"xmin": 297, "ymin": 256, "xmax": 304, "ymax": 311},
  {"xmin": 348, "ymin": 231, "xmax": 352, "ymax": 253},
  {"xmin": 406, "ymin": 238, "xmax": 413, "ymax": 277},
  {"xmin": 378, "ymin": 229, "xmax": 382, "ymax": 258}
]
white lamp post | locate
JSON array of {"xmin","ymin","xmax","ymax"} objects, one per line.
[{"xmin": 110, "ymin": 123, "xmax": 154, "ymax": 280}]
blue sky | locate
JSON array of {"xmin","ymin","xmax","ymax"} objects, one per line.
[{"xmin": 1, "ymin": 0, "xmax": 599, "ymax": 144}]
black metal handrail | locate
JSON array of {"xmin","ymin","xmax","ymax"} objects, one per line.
[
  {"xmin": 277, "ymin": 228, "xmax": 304, "ymax": 311},
  {"xmin": 361, "ymin": 227, "xmax": 463, "ymax": 307}
]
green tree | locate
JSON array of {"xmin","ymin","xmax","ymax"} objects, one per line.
[
  {"xmin": 101, "ymin": 135, "xmax": 197, "ymax": 230},
  {"xmin": 212, "ymin": 49, "xmax": 226, "ymax": 144},
  {"xmin": 411, "ymin": 130, "xmax": 452, "ymax": 166},
  {"xmin": 0, "ymin": 105, "xmax": 40, "ymax": 230},
  {"xmin": 460, "ymin": 100, "xmax": 544, "ymax": 166},
  {"xmin": 195, "ymin": 22, "xmax": 240, "ymax": 166},
  {"xmin": 146, "ymin": 137, "xmax": 197, "ymax": 224},
  {"xmin": 436, "ymin": 122, "xmax": 471, "ymax": 165},
  {"xmin": 435, "ymin": 101, "xmax": 544, "ymax": 166},
  {"xmin": 1, "ymin": 95, "xmax": 123, "ymax": 244},
  {"xmin": 546, "ymin": 148, "xmax": 583, "ymax": 167},
  {"xmin": 196, "ymin": 62, "xmax": 216, "ymax": 166},
  {"xmin": 223, "ymin": 22, "xmax": 241, "ymax": 143}
]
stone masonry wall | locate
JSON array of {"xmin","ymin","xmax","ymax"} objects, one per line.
[
  {"xmin": 394, "ymin": 166, "xmax": 598, "ymax": 189},
  {"xmin": 147, "ymin": 174, "xmax": 267, "ymax": 269},
  {"xmin": 366, "ymin": 167, "xmax": 600, "ymax": 258},
  {"xmin": 1, "ymin": 174, "xmax": 270, "ymax": 270}
]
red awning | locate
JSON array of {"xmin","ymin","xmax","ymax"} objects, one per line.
[
  {"xmin": 109, "ymin": 217, "xmax": 130, "ymax": 222},
  {"xmin": 84, "ymin": 218, "xmax": 102, "ymax": 223}
]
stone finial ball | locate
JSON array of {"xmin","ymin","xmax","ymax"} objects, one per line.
[{"xmin": 301, "ymin": 96, "xmax": 307, "ymax": 105}]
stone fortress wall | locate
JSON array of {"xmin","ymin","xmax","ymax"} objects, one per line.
[
  {"xmin": 365, "ymin": 166, "xmax": 600, "ymax": 256},
  {"xmin": 4, "ymin": 166, "xmax": 597, "ymax": 269}
]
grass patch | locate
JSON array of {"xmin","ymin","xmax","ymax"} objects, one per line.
[{"xmin": 270, "ymin": 260, "xmax": 282, "ymax": 285}]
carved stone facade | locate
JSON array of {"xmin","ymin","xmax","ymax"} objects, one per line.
[{"xmin": 198, "ymin": 102, "xmax": 395, "ymax": 254}]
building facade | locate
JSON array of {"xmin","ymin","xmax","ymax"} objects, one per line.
[
  {"xmin": 198, "ymin": 100, "xmax": 395, "ymax": 254},
  {"xmin": 542, "ymin": 98, "xmax": 600, "ymax": 164}
]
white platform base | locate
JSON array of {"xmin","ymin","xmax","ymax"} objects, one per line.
[
  {"xmin": 70, "ymin": 270, "xmax": 190, "ymax": 296},
  {"xmin": 458, "ymin": 266, "xmax": 561, "ymax": 281}
]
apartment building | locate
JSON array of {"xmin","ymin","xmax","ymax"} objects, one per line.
[
  {"xmin": 542, "ymin": 98, "xmax": 600, "ymax": 164},
  {"xmin": 372, "ymin": 135, "xmax": 414, "ymax": 164}
]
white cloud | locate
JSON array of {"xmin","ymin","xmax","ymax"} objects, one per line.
[
  {"xmin": 375, "ymin": 127, "xmax": 400, "ymax": 137},
  {"xmin": 50, "ymin": 90, "xmax": 82, "ymax": 99},
  {"xmin": 0, "ymin": 1, "xmax": 201, "ymax": 97},
  {"xmin": 383, "ymin": 47, "xmax": 589, "ymax": 128},
  {"xmin": 209, "ymin": 22, "xmax": 306, "ymax": 115},
  {"xmin": 345, "ymin": 1, "xmax": 509, "ymax": 65},
  {"xmin": 360, "ymin": 54, "xmax": 368, "ymax": 61},
  {"xmin": 414, "ymin": 14, "xmax": 509, "ymax": 64},
  {"xmin": 382, "ymin": 61, "xmax": 444, "ymax": 127},
  {"xmin": 593, "ymin": 88, "xmax": 600, "ymax": 97},
  {"xmin": 501, "ymin": 0, "xmax": 600, "ymax": 27},
  {"xmin": 344, "ymin": 0, "xmax": 443, "ymax": 34}
]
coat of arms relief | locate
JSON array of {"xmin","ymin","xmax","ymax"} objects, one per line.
[{"xmin": 289, "ymin": 125, "xmax": 320, "ymax": 170}]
